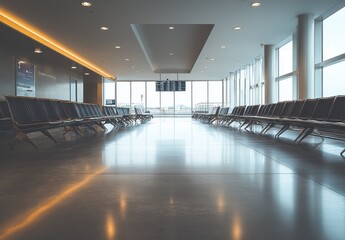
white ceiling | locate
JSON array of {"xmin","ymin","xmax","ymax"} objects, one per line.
[{"xmin": 0, "ymin": 0, "xmax": 342, "ymax": 81}]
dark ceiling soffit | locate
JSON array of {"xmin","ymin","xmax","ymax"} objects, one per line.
[{"xmin": 131, "ymin": 24, "xmax": 214, "ymax": 74}]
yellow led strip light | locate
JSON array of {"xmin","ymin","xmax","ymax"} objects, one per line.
[{"xmin": 0, "ymin": 8, "xmax": 115, "ymax": 79}]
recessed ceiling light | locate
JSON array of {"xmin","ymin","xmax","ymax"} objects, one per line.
[
  {"xmin": 169, "ymin": 26, "xmax": 174, "ymax": 30},
  {"xmin": 71, "ymin": 66, "xmax": 77, "ymax": 69},
  {"xmin": 169, "ymin": 53, "xmax": 174, "ymax": 56},
  {"xmin": 100, "ymin": 26, "xmax": 109, "ymax": 31},
  {"xmin": 234, "ymin": 26, "xmax": 242, "ymax": 30},
  {"xmin": 125, "ymin": 58, "xmax": 130, "ymax": 61},
  {"xmin": 115, "ymin": 45, "xmax": 121, "ymax": 49},
  {"xmin": 34, "ymin": 48, "xmax": 42, "ymax": 53},
  {"xmin": 81, "ymin": 2, "xmax": 92, "ymax": 7},
  {"xmin": 220, "ymin": 45, "xmax": 227, "ymax": 49},
  {"xmin": 84, "ymin": 72, "xmax": 90, "ymax": 75},
  {"xmin": 210, "ymin": 58, "xmax": 215, "ymax": 61},
  {"xmin": 251, "ymin": 2, "xmax": 262, "ymax": 7}
]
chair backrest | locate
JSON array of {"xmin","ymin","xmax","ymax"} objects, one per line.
[
  {"xmin": 271, "ymin": 101, "xmax": 285, "ymax": 117},
  {"xmin": 116, "ymin": 107, "xmax": 124, "ymax": 115},
  {"xmin": 243, "ymin": 106, "xmax": 252, "ymax": 116},
  {"xmin": 287, "ymin": 100, "xmax": 304, "ymax": 118},
  {"xmin": 110, "ymin": 107, "xmax": 118, "ymax": 115},
  {"xmin": 52, "ymin": 100, "xmax": 69, "ymax": 120},
  {"xmin": 311, "ymin": 96, "xmax": 335, "ymax": 121},
  {"xmin": 103, "ymin": 106, "xmax": 111, "ymax": 116},
  {"xmin": 23, "ymin": 97, "xmax": 48, "ymax": 123},
  {"xmin": 5, "ymin": 96, "xmax": 32, "ymax": 125},
  {"xmin": 279, "ymin": 101, "xmax": 294, "ymax": 118},
  {"xmin": 326, "ymin": 95, "xmax": 345, "ymax": 122},
  {"xmin": 219, "ymin": 107, "xmax": 228, "ymax": 115},
  {"xmin": 250, "ymin": 105, "xmax": 260, "ymax": 116},
  {"xmin": 123, "ymin": 108, "xmax": 130, "ymax": 115},
  {"xmin": 84, "ymin": 104, "xmax": 94, "ymax": 117},
  {"xmin": 298, "ymin": 98, "xmax": 318, "ymax": 120},
  {"xmin": 214, "ymin": 106, "xmax": 220, "ymax": 115},
  {"xmin": 0, "ymin": 100, "xmax": 11, "ymax": 118},
  {"xmin": 64, "ymin": 102, "xmax": 81, "ymax": 119},
  {"xmin": 76, "ymin": 103, "xmax": 88, "ymax": 118},
  {"xmin": 256, "ymin": 105, "xmax": 267, "ymax": 116},
  {"xmin": 237, "ymin": 106, "xmax": 246, "ymax": 116},
  {"xmin": 39, "ymin": 98, "xmax": 60, "ymax": 121},
  {"xmin": 227, "ymin": 107, "xmax": 234, "ymax": 115},
  {"xmin": 263, "ymin": 104, "xmax": 276, "ymax": 117},
  {"xmin": 93, "ymin": 105, "xmax": 103, "ymax": 117}
]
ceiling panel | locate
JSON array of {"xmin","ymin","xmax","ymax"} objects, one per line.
[{"xmin": 0, "ymin": 0, "xmax": 342, "ymax": 80}]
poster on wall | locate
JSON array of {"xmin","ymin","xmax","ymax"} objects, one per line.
[{"xmin": 16, "ymin": 60, "xmax": 35, "ymax": 97}]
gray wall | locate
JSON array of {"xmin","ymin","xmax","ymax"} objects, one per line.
[
  {"xmin": 0, "ymin": 22, "xmax": 88, "ymax": 102},
  {"xmin": 0, "ymin": 48, "xmax": 16, "ymax": 98},
  {"xmin": 0, "ymin": 47, "xmax": 83, "ymax": 101}
]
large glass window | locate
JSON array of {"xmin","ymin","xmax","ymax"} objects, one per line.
[
  {"xmin": 111, "ymin": 80, "xmax": 223, "ymax": 115},
  {"xmin": 239, "ymin": 69, "xmax": 245, "ymax": 105},
  {"xmin": 229, "ymin": 74, "xmax": 235, "ymax": 108},
  {"xmin": 320, "ymin": 6, "xmax": 345, "ymax": 97},
  {"xmin": 131, "ymin": 82, "xmax": 145, "ymax": 111},
  {"xmin": 209, "ymin": 81, "xmax": 222, "ymax": 108},
  {"xmin": 161, "ymin": 92, "xmax": 174, "ymax": 115},
  {"xmin": 116, "ymin": 82, "xmax": 130, "ymax": 108},
  {"xmin": 278, "ymin": 77, "xmax": 293, "ymax": 101},
  {"xmin": 278, "ymin": 41, "xmax": 293, "ymax": 76},
  {"xmin": 175, "ymin": 81, "xmax": 192, "ymax": 115},
  {"xmin": 146, "ymin": 82, "xmax": 160, "ymax": 114},
  {"xmin": 192, "ymin": 81, "xmax": 207, "ymax": 113},
  {"xmin": 323, "ymin": 60, "xmax": 345, "ymax": 97},
  {"xmin": 103, "ymin": 78, "xmax": 115, "ymax": 105},
  {"xmin": 323, "ymin": 7, "xmax": 345, "ymax": 61},
  {"xmin": 277, "ymin": 40, "xmax": 294, "ymax": 101}
]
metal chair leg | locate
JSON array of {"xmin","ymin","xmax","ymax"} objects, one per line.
[
  {"xmin": 275, "ymin": 125, "xmax": 290, "ymax": 139},
  {"xmin": 40, "ymin": 129, "xmax": 59, "ymax": 144},
  {"xmin": 314, "ymin": 129, "xmax": 325, "ymax": 142},
  {"xmin": 341, "ymin": 149, "xmax": 345, "ymax": 158},
  {"xmin": 295, "ymin": 128, "xmax": 314, "ymax": 144},
  {"xmin": 11, "ymin": 132, "xmax": 39, "ymax": 150}
]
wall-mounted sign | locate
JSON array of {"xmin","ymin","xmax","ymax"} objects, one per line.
[{"xmin": 16, "ymin": 60, "xmax": 35, "ymax": 97}]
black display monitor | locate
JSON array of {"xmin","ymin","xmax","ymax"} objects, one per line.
[
  {"xmin": 106, "ymin": 99, "xmax": 116, "ymax": 105},
  {"xmin": 156, "ymin": 81, "xmax": 186, "ymax": 91}
]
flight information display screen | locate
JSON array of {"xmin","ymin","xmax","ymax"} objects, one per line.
[{"xmin": 155, "ymin": 81, "xmax": 186, "ymax": 91}]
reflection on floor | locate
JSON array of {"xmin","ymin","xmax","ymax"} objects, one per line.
[{"xmin": 0, "ymin": 118, "xmax": 345, "ymax": 240}]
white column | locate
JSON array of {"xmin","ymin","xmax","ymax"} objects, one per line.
[
  {"xmin": 264, "ymin": 45, "xmax": 275, "ymax": 104},
  {"xmin": 297, "ymin": 13, "xmax": 315, "ymax": 99}
]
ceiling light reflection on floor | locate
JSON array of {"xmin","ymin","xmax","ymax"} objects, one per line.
[{"xmin": 0, "ymin": 167, "xmax": 108, "ymax": 239}]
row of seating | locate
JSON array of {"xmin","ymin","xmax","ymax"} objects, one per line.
[
  {"xmin": 194, "ymin": 95, "xmax": 345, "ymax": 157},
  {"xmin": 3, "ymin": 96, "xmax": 151, "ymax": 149},
  {"xmin": 192, "ymin": 107, "xmax": 225, "ymax": 123},
  {"xmin": 134, "ymin": 108, "xmax": 154, "ymax": 122}
]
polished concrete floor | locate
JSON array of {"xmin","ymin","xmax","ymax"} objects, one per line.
[{"xmin": 0, "ymin": 118, "xmax": 345, "ymax": 240}]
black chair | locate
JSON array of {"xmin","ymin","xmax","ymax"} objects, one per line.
[
  {"xmin": 6, "ymin": 96, "xmax": 57, "ymax": 149},
  {"xmin": 0, "ymin": 100, "xmax": 13, "ymax": 131},
  {"xmin": 291, "ymin": 96, "xmax": 335, "ymax": 143},
  {"xmin": 275, "ymin": 100, "xmax": 305, "ymax": 139}
]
